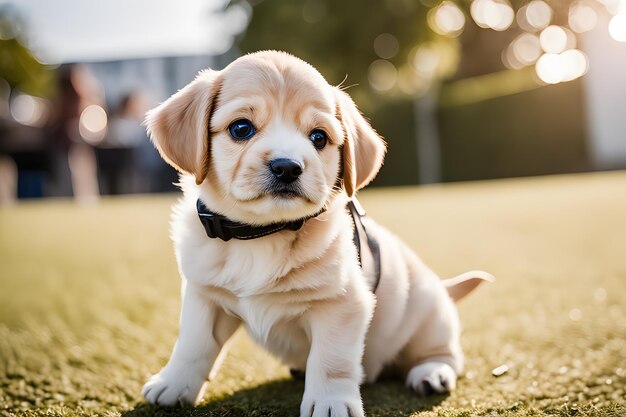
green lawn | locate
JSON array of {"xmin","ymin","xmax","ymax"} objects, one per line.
[{"xmin": 0, "ymin": 172, "xmax": 624, "ymax": 417}]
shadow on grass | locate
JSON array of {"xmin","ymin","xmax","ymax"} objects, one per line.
[{"xmin": 123, "ymin": 378, "xmax": 447, "ymax": 417}]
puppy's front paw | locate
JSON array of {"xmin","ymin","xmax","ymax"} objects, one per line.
[
  {"xmin": 300, "ymin": 396, "xmax": 364, "ymax": 417},
  {"xmin": 300, "ymin": 387, "xmax": 364, "ymax": 417},
  {"xmin": 142, "ymin": 365, "xmax": 207, "ymax": 406},
  {"xmin": 406, "ymin": 361, "xmax": 457, "ymax": 396}
]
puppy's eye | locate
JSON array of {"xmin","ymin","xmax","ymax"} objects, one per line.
[
  {"xmin": 309, "ymin": 130, "xmax": 327, "ymax": 150},
  {"xmin": 228, "ymin": 119, "xmax": 256, "ymax": 141}
]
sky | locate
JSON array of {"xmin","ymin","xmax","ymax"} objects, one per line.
[{"xmin": 2, "ymin": 0, "xmax": 250, "ymax": 63}]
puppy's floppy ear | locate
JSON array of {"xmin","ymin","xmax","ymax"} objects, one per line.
[
  {"xmin": 146, "ymin": 70, "xmax": 221, "ymax": 185},
  {"xmin": 334, "ymin": 88, "xmax": 386, "ymax": 197}
]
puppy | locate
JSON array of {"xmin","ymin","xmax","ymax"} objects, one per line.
[{"xmin": 141, "ymin": 50, "xmax": 493, "ymax": 417}]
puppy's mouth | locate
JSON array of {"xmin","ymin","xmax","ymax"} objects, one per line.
[
  {"xmin": 264, "ymin": 182, "xmax": 305, "ymax": 199},
  {"xmin": 232, "ymin": 177, "xmax": 319, "ymax": 206},
  {"xmin": 272, "ymin": 189, "xmax": 301, "ymax": 198}
]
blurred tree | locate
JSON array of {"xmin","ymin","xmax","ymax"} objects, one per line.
[
  {"xmin": 238, "ymin": 0, "xmax": 452, "ymax": 185},
  {"xmin": 0, "ymin": 5, "xmax": 55, "ymax": 98},
  {"xmin": 237, "ymin": 0, "xmax": 601, "ymax": 184},
  {"xmin": 239, "ymin": 0, "xmax": 452, "ymax": 110}
]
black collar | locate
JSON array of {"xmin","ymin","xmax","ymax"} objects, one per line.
[
  {"xmin": 197, "ymin": 198, "xmax": 381, "ymax": 292},
  {"xmin": 197, "ymin": 199, "xmax": 322, "ymax": 241}
]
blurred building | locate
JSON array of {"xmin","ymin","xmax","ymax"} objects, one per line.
[
  {"xmin": 86, "ymin": 54, "xmax": 235, "ymax": 110},
  {"xmin": 0, "ymin": 0, "xmax": 247, "ymax": 199},
  {"xmin": 582, "ymin": 12, "xmax": 626, "ymax": 170}
]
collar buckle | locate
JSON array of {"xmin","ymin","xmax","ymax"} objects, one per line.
[{"xmin": 197, "ymin": 201, "xmax": 233, "ymax": 241}]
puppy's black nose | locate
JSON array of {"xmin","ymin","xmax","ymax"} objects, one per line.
[{"xmin": 269, "ymin": 158, "xmax": 303, "ymax": 184}]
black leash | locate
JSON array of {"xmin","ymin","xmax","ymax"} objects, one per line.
[{"xmin": 347, "ymin": 199, "xmax": 382, "ymax": 293}]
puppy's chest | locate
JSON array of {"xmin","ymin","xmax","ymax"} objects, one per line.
[
  {"xmin": 187, "ymin": 240, "xmax": 344, "ymax": 346},
  {"xmin": 181, "ymin": 227, "xmax": 345, "ymax": 297},
  {"xmin": 181, "ymin": 237, "xmax": 295, "ymax": 293},
  {"xmin": 220, "ymin": 294, "xmax": 309, "ymax": 346}
]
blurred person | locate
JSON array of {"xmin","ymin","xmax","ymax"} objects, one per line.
[
  {"xmin": 97, "ymin": 92, "xmax": 176, "ymax": 194},
  {"xmin": 135, "ymin": 113, "xmax": 178, "ymax": 194},
  {"xmin": 129, "ymin": 93, "xmax": 178, "ymax": 194},
  {"xmin": 44, "ymin": 64, "xmax": 101, "ymax": 201},
  {"xmin": 96, "ymin": 93, "xmax": 144, "ymax": 194}
]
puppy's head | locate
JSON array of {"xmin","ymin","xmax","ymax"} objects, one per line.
[{"xmin": 147, "ymin": 51, "xmax": 386, "ymax": 225}]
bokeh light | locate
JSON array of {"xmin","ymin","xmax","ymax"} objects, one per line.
[
  {"xmin": 471, "ymin": 0, "xmax": 515, "ymax": 31},
  {"xmin": 373, "ymin": 33, "xmax": 400, "ymax": 59},
  {"xmin": 517, "ymin": 1, "xmax": 553, "ymax": 32},
  {"xmin": 568, "ymin": 2, "xmax": 598, "ymax": 33},
  {"xmin": 10, "ymin": 94, "xmax": 48, "ymax": 127},
  {"xmin": 535, "ymin": 49, "xmax": 588, "ymax": 84},
  {"xmin": 368, "ymin": 59, "xmax": 397, "ymax": 92},
  {"xmin": 536, "ymin": 54, "xmax": 565, "ymax": 84},
  {"xmin": 560, "ymin": 49, "xmax": 588, "ymax": 81},
  {"xmin": 411, "ymin": 43, "xmax": 441, "ymax": 79},
  {"xmin": 428, "ymin": 1, "xmax": 466, "ymax": 37},
  {"xmin": 608, "ymin": 14, "xmax": 626, "ymax": 41},
  {"xmin": 539, "ymin": 25, "xmax": 573, "ymax": 54},
  {"xmin": 79, "ymin": 104, "xmax": 108, "ymax": 144},
  {"xmin": 511, "ymin": 33, "xmax": 542, "ymax": 66}
]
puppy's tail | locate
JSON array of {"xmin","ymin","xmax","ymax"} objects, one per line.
[{"xmin": 442, "ymin": 270, "xmax": 495, "ymax": 303}]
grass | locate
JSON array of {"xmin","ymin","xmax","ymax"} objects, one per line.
[{"xmin": 0, "ymin": 172, "xmax": 625, "ymax": 417}]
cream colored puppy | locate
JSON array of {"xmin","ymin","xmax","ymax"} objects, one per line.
[{"xmin": 142, "ymin": 51, "xmax": 492, "ymax": 417}]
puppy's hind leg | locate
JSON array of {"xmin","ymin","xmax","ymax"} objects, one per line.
[
  {"xmin": 406, "ymin": 360, "xmax": 458, "ymax": 396},
  {"xmin": 397, "ymin": 285, "xmax": 464, "ymax": 397}
]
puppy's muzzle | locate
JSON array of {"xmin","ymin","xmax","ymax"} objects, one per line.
[{"xmin": 269, "ymin": 158, "xmax": 303, "ymax": 184}]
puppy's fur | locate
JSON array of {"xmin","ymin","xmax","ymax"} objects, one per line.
[{"xmin": 142, "ymin": 51, "xmax": 492, "ymax": 417}]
